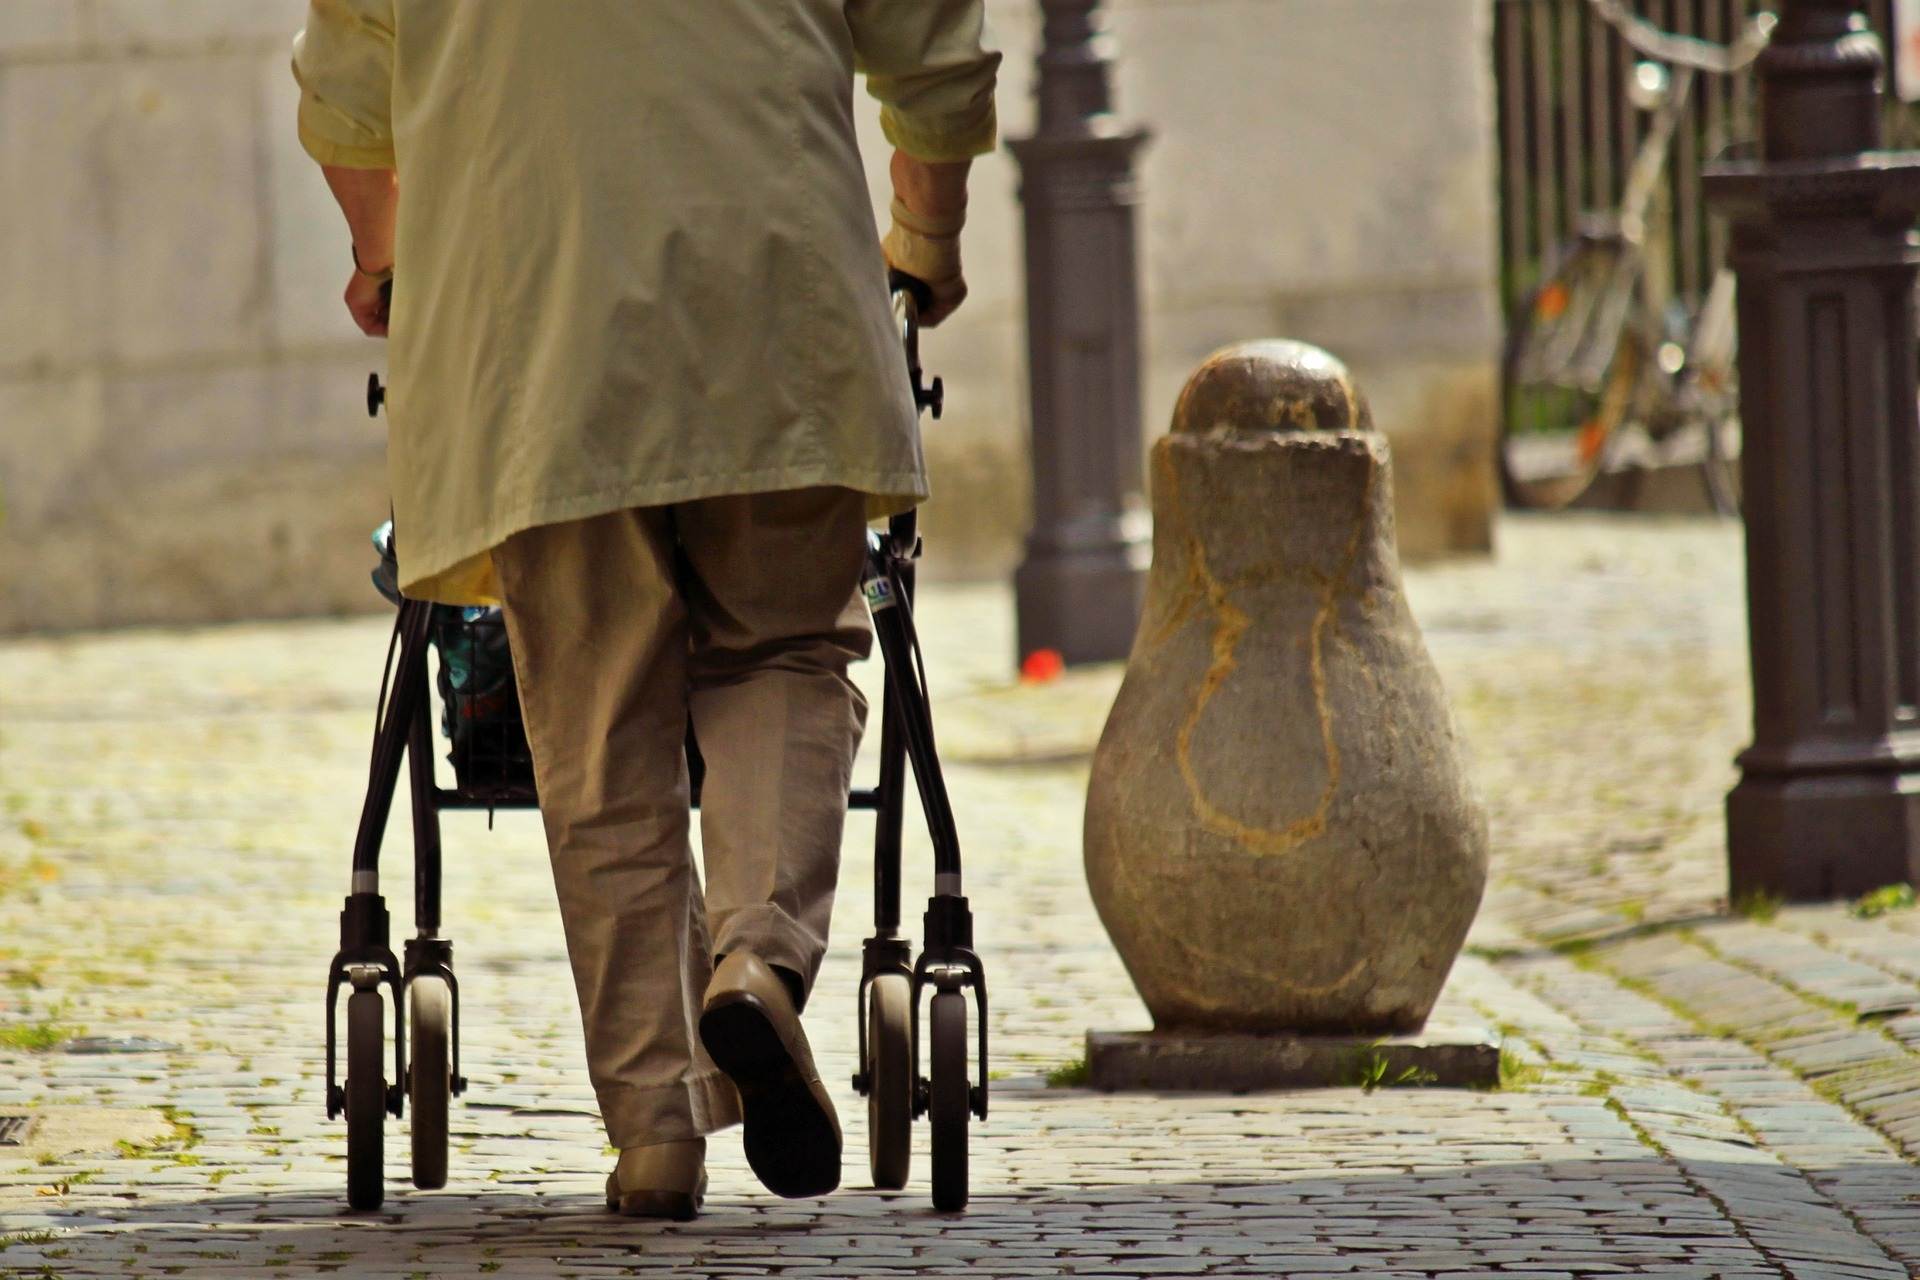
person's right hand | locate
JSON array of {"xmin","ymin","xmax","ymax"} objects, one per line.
[{"xmin": 344, "ymin": 265, "xmax": 391, "ymax": 338}]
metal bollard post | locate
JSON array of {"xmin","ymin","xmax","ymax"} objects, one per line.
[
  {"xmin": 1006, "ymin": 0, "xmax": 1151, "ymax": 668},
  {"xmin": 1705, "ymin": 0, "xmax": 1920, "ymax": 899}
]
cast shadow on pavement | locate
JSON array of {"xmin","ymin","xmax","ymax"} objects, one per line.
[{"xmin": 9, "ymin": 1156, "xmax": 1917, "ymax": 1278}]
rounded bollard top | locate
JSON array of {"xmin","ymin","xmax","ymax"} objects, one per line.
[{"xmin": 1170, "ymin": 339, "xmax": 1373, "ymax": 437}]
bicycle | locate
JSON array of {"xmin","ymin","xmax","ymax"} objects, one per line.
[{"xmin": 1500, "ymin": 56, "xmax": 1743, "ymax": 516}]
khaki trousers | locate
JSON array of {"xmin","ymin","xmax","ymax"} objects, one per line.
[{"xmin": 492, "ymin": 488, "xmax": 872, "ymax": 1147}]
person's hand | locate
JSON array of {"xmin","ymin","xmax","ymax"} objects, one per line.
[
  {"xmin": 345, "ymin": 257, "xmax": 391, "ymax": 338},
  {"xmin": 322, "ymin": 168, "xmax": 398, "ymax": 337},
  {"xmin": 885, "ymin": 152, "xmax": 972, "ymax": 328},
  {"xmin": 882, "ymin": 200, "xmax": 967, "ymax": 328}
]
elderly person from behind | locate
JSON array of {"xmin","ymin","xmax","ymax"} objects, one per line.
[{"xmin": 292, "ymin": 1, "xmax": 998, "ymax": 1219}]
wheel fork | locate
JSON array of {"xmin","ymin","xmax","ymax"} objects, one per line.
[
  {"xmin": 914, "ymin": 893, "xmax": 990, "ymax": 1121},
  {"xmin": 324, "ymin": 891, "xmax": 404, "ymax": 1121}
]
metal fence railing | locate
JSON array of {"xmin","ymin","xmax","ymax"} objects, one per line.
[{"xmin": 1493, "ymin": 0, "xmax": 1910, "ymax": 321}]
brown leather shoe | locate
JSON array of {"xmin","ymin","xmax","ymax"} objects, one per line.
[
  {"xmin": 699, "ymin": 952, "xmax": 842, "ymax": 1198},
  {"xmin": 604, "ymin": 1138, "xmax": 706, "ymax": 1221}
]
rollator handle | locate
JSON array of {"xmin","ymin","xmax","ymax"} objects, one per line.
[
  {"xmin": 888, "ymin": 270, "xmax": 944, "ymax": 421},
  {"xmin": 888, "ymin": 267, "xmax": 934, "ymax": 317}
]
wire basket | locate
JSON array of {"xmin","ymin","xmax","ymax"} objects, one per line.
[{"xmin": 431, "ymin": 605, "xmax": 537, "ymax": 799}]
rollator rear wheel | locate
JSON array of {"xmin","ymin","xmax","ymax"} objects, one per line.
[
  {"xmin": 345, "ymin": 989, "xmax": 387, "ymax": 1211},
  {"xmin": 866, "ymin": 973, "xmax": 913, "ymax": 1190},
  {"xmin": 408, "ymin": 977, "xmax": 452, "ymax": 1190},
  {"xmin": 928, "ymin": 989, "xmax": 969, "ymax": 1212}
]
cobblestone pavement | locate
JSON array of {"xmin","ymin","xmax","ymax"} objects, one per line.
[{"xmin": 7, "ymin": 514, "xmax": 1920, "ymax": 1278}]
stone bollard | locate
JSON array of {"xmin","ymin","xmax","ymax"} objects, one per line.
[{"xmin": 1083, "ymin": 341, "xmax": 1489, "ymax": 1084}]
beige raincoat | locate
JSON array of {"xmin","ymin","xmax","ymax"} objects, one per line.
[{"xmin": 293, "ymin": 1, "xmax": 999, "ymax": 604}]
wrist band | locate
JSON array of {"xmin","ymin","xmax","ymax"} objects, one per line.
[
  {"xmin": 883, "ymin": 222, "xmax": 963, "ymax": 287},
  {"xmin": 352, "ymin": 243, "xmax": 395, "ymax": 283},
  {"xmin": 890, "ymin": 197, "xmax": 966, "ymax": 239}
]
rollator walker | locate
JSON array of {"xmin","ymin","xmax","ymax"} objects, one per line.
[{"xmin": 322, "ymin": 281, "xmax": 990, "ymax": 1213}]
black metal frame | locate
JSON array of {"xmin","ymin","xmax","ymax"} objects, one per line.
[
  {"xmin": 851, "ymin": 513, "xmax": 989, "ymax": 1123},
  {"xmin": 323, "ymin": 287, "xmax": 989, "ymax": 1150},
  {"xmin": 325, "ymin": 597, "xmax": 472, "ymax": 1127}
]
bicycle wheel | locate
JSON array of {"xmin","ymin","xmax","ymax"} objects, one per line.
[
  {"xmin": 1501, "ymin": 247, "xmax": 1646, "ymax": 510},
  {"xmin": 346, "ymin": 989, "xmax": 387, "ymax": 1211},
  {"xmin": 1685, "ymin": 269, "xmax": 1742, "ymax": 517},
  {"xmin": 1701, "ymin": 413, "xmax": 1742, "ymax": 517},
  {"xmin": 408, "ymin": 977, "xmax": 452, "ymax": 1190}
]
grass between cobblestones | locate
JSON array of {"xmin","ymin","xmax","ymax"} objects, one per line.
[
  {"xmin": 0, "ymin": 1016, "xmax": 78, "ymax": 1053},
  {"xmin": 1852, "ymin": 883, "xmax": 1919, "ymax": 920},
  {"xmin": 1042, "ymin": 1056, "xmax": 1090, "ymax": 1088},
  {"xmin": 1494, "ymin": 1045, "xmax": 1545, "ymax": 1090},
  {"xmin": 1336, "ymin": 1048, "xmax": 1437, "ymax": 1093}
]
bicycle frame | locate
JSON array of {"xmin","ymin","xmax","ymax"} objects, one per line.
[{"xmin": 1557, "ymin": 65, "xmax": 1697, "ymax": 394}]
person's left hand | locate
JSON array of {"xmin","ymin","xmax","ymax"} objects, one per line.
[
  {"xmin": 345, "ymin": 268, "xmax": 391, "ymax": 338},
  {"xmin": 882, "ymin": 206, "xmax": 966, "ymax": 328}
]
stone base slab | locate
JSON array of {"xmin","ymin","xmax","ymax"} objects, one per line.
[{"xmin": 1086, "ymin": 1026, "xmax": 1503, "ymax": 1092}]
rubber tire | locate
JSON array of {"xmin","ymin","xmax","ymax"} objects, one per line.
[
  {"xmin": 1499, "ymin": 252, "xmax": 1641, "ymax": 512},
  {"xmin": 1702, "ymin": 414, "xmax": 1743, "ymax": 519},
  {"xmin": 928, "ymin": 990, "xmax": 969, "ymax": 1212},
  {"xmin": 409, "ymin": 977, "xmax": 452, "ymax": 1191},
  {"xmin": 346, "ymin": 989, "xmax": 386, "ymax": 1212},
  {"xmin": 866, "ymin": 974, "xmax": 913, "ymax": 1191}
]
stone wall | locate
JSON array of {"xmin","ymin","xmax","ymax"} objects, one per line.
[
  {"xmin": 0, "ymin": 0, "xmax": 1500, "ymax": 634},
  {"xmin": 0, "ymin": 0, "xmax": 388, "ymax": 634}
]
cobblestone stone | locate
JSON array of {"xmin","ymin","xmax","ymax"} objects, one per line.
[{"xmin": 4, "ymin": 514, "xmax": 1920, "ymax": 1277}]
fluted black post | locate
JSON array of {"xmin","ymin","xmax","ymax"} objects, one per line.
[
  {"xmin": 1706, "ymin": 0, "xmax": 1920, "ymax": 899},
  {"xmin": 1007, "ymin": 0, "xmax": 1150, "ymax": 667}
]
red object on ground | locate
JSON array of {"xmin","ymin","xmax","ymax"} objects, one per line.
[{"xmin": 1021, "ymin": 648, "xmax": 1066, "ymax": 684}]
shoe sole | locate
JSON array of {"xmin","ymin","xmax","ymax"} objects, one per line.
[{"xmin": 700, "ymin": 993, "xmax": 841, "ymax": 1198}]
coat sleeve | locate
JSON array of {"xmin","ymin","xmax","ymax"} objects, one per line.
[
  {"xmin": 291, "ymin": 0, "xmax": 397, "ymax": 169},
  {"xmin": 846, "ymin": 0, "xmax": 1001, "ymax": 163}
]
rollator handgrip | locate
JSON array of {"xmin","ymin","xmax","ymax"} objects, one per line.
[{"xmin": 888, "ymin": 268, "xmax": 935, "ymax": 318}]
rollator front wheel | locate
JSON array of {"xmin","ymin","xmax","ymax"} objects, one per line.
[
  {"xmin": 928, "ymin": 989, "xmax": 969, "ymax": 1212},
  {"xmin": 408, "ymin": 977, "xmax": 453, "ymax": 1190},
  {"xmin": 866, "ymin": 973, "xmax": 913, "ymax": 1190},
  {"xmin": 345, "ymin": 989, "xmax": 387, "ymax": 1211}
]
